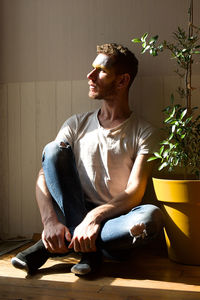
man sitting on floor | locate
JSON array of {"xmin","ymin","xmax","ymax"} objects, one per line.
[{"xmin": 11, "ymin": 43, "xmax": 163, "ymax": 275}]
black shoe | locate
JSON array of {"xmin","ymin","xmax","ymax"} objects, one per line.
[
  {"xmin": 11, "ymin": 239, "xmax": 51, "ymax": 274},
  {"xmin": 71, "ymin": 252, "xmax": 102, "ymax": 276}
]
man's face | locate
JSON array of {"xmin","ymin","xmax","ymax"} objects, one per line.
[{"xmin": 87, "ymin": 54, "xmax": 119, "ymax": 100}]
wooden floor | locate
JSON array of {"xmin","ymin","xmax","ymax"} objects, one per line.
[{"xmin": 1, "ymin": 236, "xmax": 200, "ymax": 300}]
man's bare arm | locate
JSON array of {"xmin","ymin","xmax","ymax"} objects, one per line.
[
  {"xmin": 69, "ymin": 154, "xmax": 154, "ymax": 252},
  {"xmin": 36, "ymin": 168, "xmax": 71, "ymax": 253}
]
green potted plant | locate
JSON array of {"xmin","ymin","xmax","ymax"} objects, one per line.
[{"xmin": 132, "ymin": 0, "xmax": 200, "ymax": 265}]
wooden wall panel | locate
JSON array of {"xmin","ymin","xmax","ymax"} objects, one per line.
[
  {"xmin": 35, "ymin": 82, "xmax": 57, "ymax": 167},
  {"xmin": 20, "ymin": 82, "xmax": 38, "ymax": 237},
  {"xmin": 34, "ymin": 82, "xmax": 57, "ymax": 232},
  {"xmin": 55, "ymin": 81, "xmax": 72, "ymax": 132},
  {"xmin": 0, "ymin": 84, "xmax": 9, "ymax": 238},
  {"xmin": 71, "ymin": 80, "xmax": 91, "ymax": 115},
  {"xmin": 7, "ymin": 83, "xmax": 22, "ymax": 236}
]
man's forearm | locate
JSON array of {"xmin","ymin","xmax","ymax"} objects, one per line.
[
  {"xmin": 85, "ymin": 187, "xmax": 142, "ymax": 225},
  {"xmin": 35, "ymin": 168, "xmax": 58, "ymax": 226}
]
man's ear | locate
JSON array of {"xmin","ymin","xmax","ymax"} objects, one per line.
[{"xmin": 117, "ymin": 73, "xmax": 130, "ymax": 89}]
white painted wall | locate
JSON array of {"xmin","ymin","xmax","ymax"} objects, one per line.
[{"xmin": 0, "ymin": 0, "xmax": 199, "ymax": 238}]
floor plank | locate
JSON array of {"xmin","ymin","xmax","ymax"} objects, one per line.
[{"xmin": 1, "ymin": 238, "xmax": 200, "ymax": 300}]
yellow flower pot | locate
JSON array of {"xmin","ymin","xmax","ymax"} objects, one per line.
[{"xmin": 153, "ymin": 178, "xmax": 200, "ymax": 265}]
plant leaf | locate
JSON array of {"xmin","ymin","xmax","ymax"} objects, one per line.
[
  {"xmin": 159, "ymin": 145, "xmax": 164, "ymax": 155},
  {"xmin": 180, "ymin": 108, "xmax": 187, "ymax": 120},
  {"xmin": 132, "ymin": 38, "xmax": 141, "ymax": 43},
  {"xmin": 149, "ymin": 35, "xmax": 159, "ymax": 44},
  {"xmin": 147, "ymin": 156, "xmax": 158, "ymax": 161},
  {"xmin": 172, "ymin": 125, "xmax": 176, "ymax": 133},
  {"xmin": 158, "ymin": 162, "xmax": 168, "ymax": 170},
  {"xmin": 181, "ymin": 133, "xmax": 186, "ymax": 139},
  {"xmin": 170, "ymin": 94, "xmax": 175, "ymax": 104},
  {"xmin": 142, "ymin": 42, "xmax": 147, "ymax": 48},
  {"xmin": 154, "ymin": 152, "xmax": 162, "ymax": 158},
  {"xmin": 141, "ymin": 33, "xmax": 148, "ymax": 42}
]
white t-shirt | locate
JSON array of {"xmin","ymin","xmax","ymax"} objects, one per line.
[{"xmin": 55, "ymin": 110, "xmax": 157, "ymax": 205}]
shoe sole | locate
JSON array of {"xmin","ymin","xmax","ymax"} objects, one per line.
[{"xmin": 11, "ymin": 257, "xmax": 29, "ymax": 273}]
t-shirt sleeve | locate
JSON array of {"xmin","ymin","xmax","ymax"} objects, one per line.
[
  {"xmin": 55, "ymin": 115, "xmax": 77, "ymax": 147},
  {"xmin": 137, "ymin": 124, "xmax": 160, "ymax": 155}
]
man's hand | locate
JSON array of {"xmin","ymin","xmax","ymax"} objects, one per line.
[
  {"xmin": 42, "ymin": 219, "xmax": 72, "ymax": 254},
  {"xmin": 68, "ymin": 217, "xmax": 100, "ymax": 252}
]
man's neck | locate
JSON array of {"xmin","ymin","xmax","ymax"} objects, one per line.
[{"xmin": 98, "ymin": 96, "xmax": 132, "ymax": 129}]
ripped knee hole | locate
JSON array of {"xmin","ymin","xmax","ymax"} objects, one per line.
[
  {"xmin": 130, "ymin": 223, "xmax": 147, "ymax": 242},
  {"xmin": 59, "ymin": 142, "xmax": 70, "ymax": 149}
]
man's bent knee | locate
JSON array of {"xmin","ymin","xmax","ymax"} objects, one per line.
[
  {"xmin": 129, "ymin": 205, "xmax": 163, "ymax": 244},
  {"xmin": 42, "ymin": 141, "xmax": 71, "ymax": 161}
]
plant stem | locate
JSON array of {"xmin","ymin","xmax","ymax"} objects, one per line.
[{"xmin": 187, "ymin": 0, "xmax": 193, "ymax": 111}]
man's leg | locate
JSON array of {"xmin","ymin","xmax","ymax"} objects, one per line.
[
  {"xmin": 11, "ymin": 141, "xmax": 88, "ymax": 274},
  {"xmin": 42, "ymin": 141, "xmax": 88, "ymax": 234},
  {"xmin": 71, "ymin": 204, "xmax": 163, "ymax": 275},
  {"xmin": 97, "ymin": 204, "xmax": 163, "ymax": 259},
  {"xmin": 43, "ymin": 141, "xmax": 104, "ymax": 275}
]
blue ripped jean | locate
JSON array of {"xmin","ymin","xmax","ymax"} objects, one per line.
[{"xmin": 42, "ymin": 141, "xmax": 163, "ymax": 258}]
